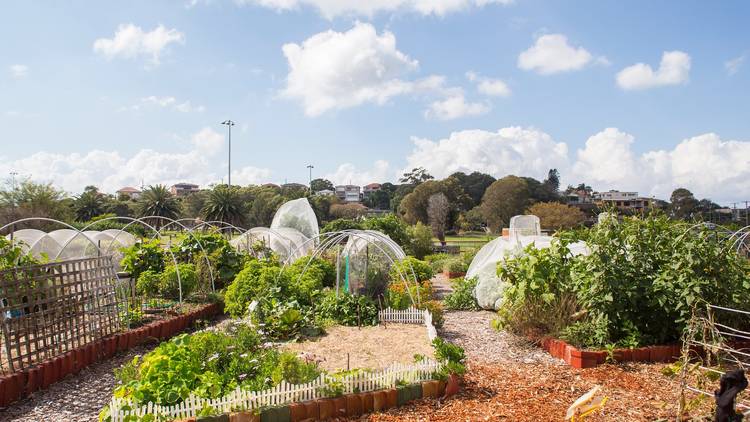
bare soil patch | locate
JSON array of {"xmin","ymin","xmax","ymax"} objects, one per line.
[{"xmin": 285, "ymin": 324, "xmax": 434, "ymax": 372}]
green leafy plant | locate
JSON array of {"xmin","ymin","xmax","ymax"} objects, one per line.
[
  {"xmin": 443, "ymin": 277, "xmax": 479, "ymax": 311},
  {"xmin": 120, "ymin": 239, "xmax": 165, "ymax": 280},
  {"xmin": 135, "ymin": 270, "xmax": 161, "ymax": 297},
  {"xmin": 431, "ymin": 337, "xmax": 466, "ymax": 379},
  {"xmin": 317, "ymin": 290, "xmax": 379, "ymax": 327},
  {"xmin": 159, "ymin": 264, "xmax": 198, "ymax": 300}
]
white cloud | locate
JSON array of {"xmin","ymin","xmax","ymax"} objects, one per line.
[
  {"xmin": 424, "ymin": 92, "xmax": 490, "ymax": 120},
  {"xmin": 466, "ymin": 71, "xmax": 511, "ymax": 97},
  {"xmin": 93, "ymin": 24, "xmax": 185, "ymax": 65},
  {"xmin": 725, "ymin": 54, "xmax": 745, "ymax": 75},
  {"xmin": 237, "ymin": 0, "xmax": 513, "ymax": 19},
  {"xmin": 402, "ymin": 126, "xmax": 750, "ymax": 203},
  {"xmin": 0, "ymin": 127, "xmax": 270, "ymax": 193},
  {"xmin": 323, "ymin": 160, "xmax": 393, "ymax": 186},
  {"xmin": 9, "ymin": 64, "xmax": 28, "ymax": 79},
  {"xmin": 404, "ymin": 127, "xmax": 570, "ymax": 180},
  {"xmin": 518, "ymin": 34, "xmax": 593, "ymax": 75},
  {"xmin": 616, "ymin": 50, "xmax": 691, "ymax": 90},
  {"xmin": 281, "ymin": 22, "xmax": 419, "ymax": 116},
  {"xmin": 123, "ymin": 96, "xmax": 205, "ymax": 113}
]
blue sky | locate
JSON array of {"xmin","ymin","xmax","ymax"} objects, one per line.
[{"xmin": 1, "ymin": 0, "xmax": 749, "ymax": 203}]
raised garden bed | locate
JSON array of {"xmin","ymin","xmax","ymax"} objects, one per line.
[
  {"xmin": 539, "ymin": 337, "xmax": 682, "ymax": 368},
  {"xmin": 0, "ymin": 302, "xmax": 222, "ymax": 408}
]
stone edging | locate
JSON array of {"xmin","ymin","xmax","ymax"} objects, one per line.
[{"xmin": 0, "ymin": 302, "xmax": 223, "ymax": 408}]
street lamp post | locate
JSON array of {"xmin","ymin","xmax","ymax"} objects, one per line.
[
  {"xmin": 307, "ymin": 164, "xmax": 314, "ymax": 193},
  {"xmin": 221, "ymin": 120, "xmax": 235, "ymax": 185}
]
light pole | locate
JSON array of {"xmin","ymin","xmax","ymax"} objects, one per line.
[
  {"xmin": 307, "ymin": 164, "xmax": 314, "ymax": 193},
  {"xmin": 9, "ymin": 171, "xmax": 18, "ymax": 191},
  {"xmin": 221, "ymin": 120, "xmax": 235, "ymax": 185}
]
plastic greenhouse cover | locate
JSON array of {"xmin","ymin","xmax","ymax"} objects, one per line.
[{"xmin": 270, "ymin": 198, "xmax": 319, "ymax": 241}]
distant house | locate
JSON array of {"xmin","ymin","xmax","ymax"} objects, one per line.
[
  {"xmin": 170, "ymin": 183, "xmax": 200, "ymax": 197},
  {"xmin": 116, "ymin": 187, "xmax": 142, "ymax": 200},
  {"xmin": 281, "ymin": 182, "xmax": 308, "ymax": 191},
  {"xmin": 363, "ymin": 183, "xmax": 381, "ymax": 198},
  {"xmin": 335, "ymin": 185, "xmax": 361, "ymax": 203},
  {"xmin": 592, "ymin": 190, "xmax": 653, "ymax": 212},
  {"xmin": 315, "ymin": 189, "xmax": 335, "ymax": 197}
]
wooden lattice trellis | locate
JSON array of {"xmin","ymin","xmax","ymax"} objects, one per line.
[{"xmin": 0, "ymin": 256, "xmax": 122, "ymax": 373}]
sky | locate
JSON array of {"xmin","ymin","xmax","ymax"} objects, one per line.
[{"xmin": 1, "ymin": 0, "xmax": 749, "ymax": 204}]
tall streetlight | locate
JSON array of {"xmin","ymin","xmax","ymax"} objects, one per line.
[
  {"xmin": 307, "ymin": 164, "xmax": 314, "ymax": 193},
  {"xmin": 221, "ymin": 120, "xmax": 235, "ymax": 185}
]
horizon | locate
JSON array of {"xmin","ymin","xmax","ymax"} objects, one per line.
[{"xmin": 1, "ymin": 1, "xmax": 749, "ymax": 205}]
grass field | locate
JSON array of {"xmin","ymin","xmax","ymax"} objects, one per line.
[{"xmin": 433, "ymin": 232, "xmax": 497, "ymax": 251}]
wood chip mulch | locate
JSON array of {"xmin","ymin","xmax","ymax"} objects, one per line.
[{"xmin": 362, "ymin": 361, "xmax": 712, "ymax": 421}]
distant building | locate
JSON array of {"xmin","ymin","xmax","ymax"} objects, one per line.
[
  {"xmin": 170, "ymin": 183, "xmax": 200, "ymax": 197},
  {"xmin": 566, "ymin": 189, "xmax": 593, "ymax": 204},
  {"xmin": 262, "ymin": 183, "xmax": 281, "ymax": 189},
  {"xmin": 315, "ymin": 189, "xmax": 335, "ymax": 197},
  {"xmin": 592, "ymin": 190, "xmax": 653, "ymax": 212},
  {"xmin": 363, "ymin": 183, "xmax": 381, "ymax": 198},
  {"xmin": 335, "ymin": 185, "xmax": 361, "ymax": 203},
  {"xmin": 281, "ymin": 182, "xmax": 308, "ymax": 191},
  {"xmin": 116, "ymin": 187, "xmax": 142, "ymax": 200}
]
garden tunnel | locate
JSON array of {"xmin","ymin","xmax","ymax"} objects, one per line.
[{"xmin": 280, "ymin": 229, "xmax": 424, "ymax": 306}]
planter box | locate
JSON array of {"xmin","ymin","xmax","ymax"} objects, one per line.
[
  {"xmin": 346, "ymin": 393, "xmax": 363, "ymax": 417},
  {"xmin": 373, "ymin": 391, "xmax": 388, "ymax": 411},
  {"xmin": 359, "ymin": 392, "xmax": 374, "ymax": 413},
  {"xmin": 259, "ymin": 406, "xmax": 288, "ymax": 422},
  {"xmin": 650, "ymin": 345, "xmax": 671, "ymax": 363},
  {"xmin": 302, "ymin": 400, "xmax": 319, "ymax": 420},
  {"xmin": 613, "ymin": 348, "xmax": 633, "ymax": 362},
  {"xmin": 229, "ymin": 411, "xmax": 259, "ymax": 422},
  {"xmin": 632, "ymin": 347, "xmax": 650, "ymax": 362},
  {"xmin": 443, "ymin": 271, "xmax": 466, "ymax": 279},
  {"xmin": 332, "ymin": 396, "xmax": 347, "ymax": 418}
]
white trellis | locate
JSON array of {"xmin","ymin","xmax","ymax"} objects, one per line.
[{"xmin": 110, "ymin": 359, "xmax": 441, "ymax": 421}]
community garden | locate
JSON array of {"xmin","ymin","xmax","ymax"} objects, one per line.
[{"xmin": 0, "ymin": 192, "xmax": 749, "ymax": 421}]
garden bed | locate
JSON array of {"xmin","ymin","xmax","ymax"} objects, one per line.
[
  {"xmin": 539, "ymin": 337, "xmax": 682, "ymax": 368},
  {"xmin": 283, "ymin": 324, "xmax": 434, "ymax": 372}
]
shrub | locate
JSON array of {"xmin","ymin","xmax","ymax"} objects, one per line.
[
  {"xmin": 224, "ymin": 259, "xmax": 276, "ymax": 317},
  {"xmin": 386, "ymin": 280, "xmax": 432, "ymax": 310},
  {"xmin": 431, "ymin": 337, "xmax": 466, "ymax": 379},
  {"xmin": 424, "ymin": 253, "xmax": 450, "ymax": 273},
  {"xmin": 444, "ymin": 277, "xmax": 479, "ymax": 311},
  {"xmin": 135, "ymin": 270, "xmax": 161, "ymax": 297},
  {"xmin": 120, "ymin": 239, "xmax": 165, "ymax": 279},
  {"xmin": 445, "ymin": 257, "xmax": 468, "ymax": 274},
  {"xmin": 160, "ymin": 264, "xmax": 198, "ymax": 300},
  {"xmin": 317, "ymin": 290, "xmax": 379, "ymax": 326},
  {"xmin": 422, "ymin": 300, "xmax": 444, "ymax": 328},
  {"xmin": 389, "ymin": 256, "xmax": 433, "ymax": 283},
  {"xmin": 406, "ymin": 222, "xmax": 433, "ymax": 259},
  {"xmin": 321, "ymin": 218, "xmax": 363, "ymax": 233}
]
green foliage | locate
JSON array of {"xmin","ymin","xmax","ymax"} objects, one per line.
[
  {"xmin": 111, "ymin": 325, "xmax": 319, "ymax": 409},
  {"xmin": 201, "ymin": 185, "xmax": 247, "ymax": 227},
  {"xmin": 136, "ymin": 185, "xmax": 180, "ymax": 223},
  {"xmin": 389, "ymin": 256, "xmax": 433, "ymax": 283},
  {"xmin": 480, "ymin": 175, "xmax": 531, "ymax": 232},
  {"xmin": 224, "ymin": 259, "xmax": 277, "ymax": 317},
  {"xmin": 121, "ymin": 239, "xmax": 166, "ymax": 280},
  {"xmin": 445, "ymin": 256, "xmax": 468, "ymax": 273},
  {"xmin": 496, "ymin": 215, "xmax": 750, "ymax": 348},
  {"xmin": 317, "ymin": 290, "xmax": 379, "ymax": 326},
  {"xmin": 135, "ymin": 270, "xmax": 161, "ymax": 296},
  {"xmin": 386, "ymin": 281, "xmax": 432, "ymax": 310},
  {"xmin": 0, "ymin": 237, "xmax": 40, "ymax": 270},
  {"xmin": 424, "ymin": 253, "xmax": 450, "ymax": 273},
  {"xmin": 431, "ymin": 338, "xmax": 466, "ymax": 379},
  {"xmin": 406, "ymin": 222, "xmax": 433, "ymax": 259},
  {"xmin": 321, "ymin": 218, "xmax": 363, "ymax": 233},
  {"xmin": 159, "ymin": 264, "xmax": 198, "ymax": 300},
  {"xmin": 443, "ymin": 277, "xmax": 479, "ymax": 311},
  {"xmin": 362, "ymin": 214, "xmax": 411, "ymax": 248}
]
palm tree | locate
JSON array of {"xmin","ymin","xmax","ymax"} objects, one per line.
[
  {"xmin": 136, "ymin": 185, "xmax": 180, "ymax": 228},
  {"xmin": 73, "ymin": 186, "xmax": 105, "ymax": 222},
  {"xmin": 202, "ymin": 185, "xmax": 246, "ymax": 227}
]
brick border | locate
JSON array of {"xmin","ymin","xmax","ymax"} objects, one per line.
[
  {"xmin": 173, "ymin": 380, "xmax": 448, "ymax": 422},
  {"xmin": 0, "ymin": 302, "xmax": 223, "ymax": 408},
  {"xmin": 539, "ymin": 337, "xmax": 688, "ymax": 368}
]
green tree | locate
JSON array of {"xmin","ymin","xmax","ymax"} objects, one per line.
[
  {"xmin": 136, "ymin": 185, "xmax": 180, "ymax": 227},
  {"xmin": 448, "ymin": 171, "xmax": 496, "ymax": 207},
  {"xmin": 0, "ymin": 180, "xmax": 71, "ymax": 226},
  {"xmin": 526, "ymin": 202, "xmax": 585, "ymax": 231},
  {"xmin": 543, "ymin": 169, "xmax": 560, "ymax": 193},
  {"xmin": 399, "ymin": 167, "xmax": 434, "ymax": 185},
  {"xmin": 310, "ymin": 178, "xmax": 334, "ymax": 192},
  {"xmin": 362, "ymin": 214, "xmax": 410, "ymax": 247},
  {"xmin": 247, "ymin": 189, "xmax": 284, "ymax": 227},
  {"xmin": 669, "ymin": 188, "xmax": 699, "ymax": 220},
  {"xmin": 308, "ymin": 194, "xmax": 340, "ymax": 223},
  {"xmin": 407, "ymin": 222, "xmax": 433, "ymax": 259},
  {"xmin": 398, "ymin": 178, "xmax": 469, "ymax": 227},
  {"xmin": 202, "ymin": 185, "xmax": 247, "ymax": 227},
  {"xmin": 73, "ymin": 186, "xmax": 106, "ymax": 222},
  {"xmin": 480, "ymin": 175, "xmax": 531, "ymax": 232},
  {"xmin": 180, "ymin": 190, "xmax": 209, "ymax": 218}
]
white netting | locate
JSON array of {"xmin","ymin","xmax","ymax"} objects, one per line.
[
  {"xmin": 340, "ymin": 230, "xmax": 406, "ymax": 295},
  {"xmin": 509, "ymin": 215, "xmax": 541, "ymax": 236},
  {"xmin": 467, "ymin": 222, "xmax": 589, "ymax": 310},
  {"xmin": 271, "ymin": 198, "xmax": 319, "ymax": 241},
  {"xmin": 231, "ymin": 227, "xmax": 313, "ymax": 261},
  {"xmin": 7, "ymin": 228, "xmax": 138, "ymax": 270}
]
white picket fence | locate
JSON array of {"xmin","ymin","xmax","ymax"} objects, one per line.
[
  {"xmin": 379, "ymin": 306, "xmax": 438, "ymax": 342},
  {"xmin": 110, "ymin": 359, "xmax": 441, "ymax": 421}
]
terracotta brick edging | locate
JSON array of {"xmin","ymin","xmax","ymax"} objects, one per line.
[
  {"xmin": 0, "ymin": 302, "xmax": 223, "ymax": 408},
  {"xmin": 539, "ymin": 336, "xmax": 684, "ymax": 369},
  {"xmin": 442, "ymin": 270, "xmax": 466, "ymax": 279},
  {"xmin": 173, "ymin": 380, "xmax": 448, "ymax": 422}
]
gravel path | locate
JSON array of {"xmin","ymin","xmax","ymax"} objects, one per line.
[
  {"xmin": 1, "ymin": 344, "xmax": 158, "ymax": 422},
  {"xmin": 439, "ymin": 310, "xmax": 561, "ymax": 365},
  {"xmin": 430, "ymin": 273, "xmax": 453, "ymax": 300}
]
